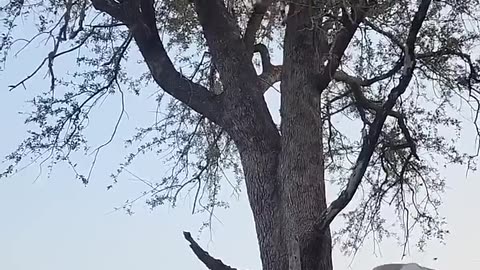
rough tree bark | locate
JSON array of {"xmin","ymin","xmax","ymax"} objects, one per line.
[{"xmin": 89, "ymin": 0, "xmax": 432, "ymax": 269}]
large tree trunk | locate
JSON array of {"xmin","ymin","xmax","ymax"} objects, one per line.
[
  {"xmin": 238, "ymin": 143, "xmax": 286, "ymax": 270},
  {"xmin": 192, "ymin": 1, "xmax": 335, "ymax": 269},
  {"xmin": 278, "ymin": 2, "xmax": 333, "ymax": 270},
  {"xmin": 227, "ymin": 2, "xmax": 335, "ymax": 270}
]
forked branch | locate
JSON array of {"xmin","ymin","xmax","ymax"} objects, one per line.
[
  {"xmin": 191, "ymin": 0, "xmax": 243, "ymax": 59},
  {"xmin": 334, "ymin": 70, "xmax": 418, "ymax": 159},
  {"xmin": 92, "ymin": 0, "xmax": 225, "ymax": 125},
  {"xmin": 313, "ymin": 0, "xmax": 432, "ymax": 238},
  {"xmin": 316, "ymin": 0, "xmax": 372, "ymax": 91}
]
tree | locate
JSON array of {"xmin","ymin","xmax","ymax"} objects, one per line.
[{"xmin": 1, "ymin": 0, "xmax": 479, "ymax": 269}]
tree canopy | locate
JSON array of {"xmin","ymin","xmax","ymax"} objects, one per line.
[{"xmin": 1, "ymin": 0, "xmax": 480, "ymax": 269}]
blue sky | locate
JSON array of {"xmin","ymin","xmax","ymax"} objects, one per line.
[{"xmin": 1, "ymin": 19, "xmax": 480, "ymax": 270}]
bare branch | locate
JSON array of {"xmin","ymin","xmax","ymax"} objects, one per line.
[
  {"xmin": 9, "ymin": 27, "xmax": 97, "ymax": 91},
  {"xmin": 183, "ymin": 231, "xmax": 238, "ymax": 270}
]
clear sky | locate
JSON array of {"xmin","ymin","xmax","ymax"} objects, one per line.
[{"xmin": 1, "ymin": 24, "xmax": 480, "ymax": 270}]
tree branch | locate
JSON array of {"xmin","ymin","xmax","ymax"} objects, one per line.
[
  {"xmin": 362, "ymin": 59, "xmax": 403, "ymax": 86},
  {"xmin": 91, "ymin": 0, "xmax": 225, "ymax": 125},
  {"xmin": 364, "ymin": 19, "xmax": 404, "ymax": 50},
  {"xmin": 313, "ymin": 0, "xmax": 432, "ymax": 237},
  {"xmin": 315, "ymin": 1, "xmax": 371, "ymax": 91},
  {"xmin": 347, "ymin": 38, "xmax": 478, "ymax": 89},
  {"xmin": 91, "ymin": 0, "xmax": 126, "ymax": 22},
  {"xmin": 334, "ymin": 70, "xmax": 418, "ymax": 159},
  {"xmin": 254, "ymin": 43, "xmax": 272, "ymax": 70},
  {"xmin": 192, "ymin": 0, "xmax": 244, "ymax": 59},
  {"xmin": 340, "ymin": 47, "xmax": 472, "ymax": 89},
  {"xmin": 418, "ymin": 49, "xmax": 479, "ymax": 84},
  {"xmin": 244, "ymin": 0, "xmax": 276, "ymax": 51},
  {"xmin": 183, "ymin": 231, "xmax": 238, "ymax": 270},
  {"xmin": 192, "ymin": 0, "xmax": 266, "ymax": 98},
  {"xmin": 254, "ymin": 43, "xmax": 282, "ymax": 92}
]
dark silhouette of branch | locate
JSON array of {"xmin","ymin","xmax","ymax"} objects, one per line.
[
  {"xmin": 9, "ymin": 17, "xmax": 96, "ymax": 91},
  {"xmin": 91, "ymin": 0, "xmax": 126, "ymax": 22},
  {"xmin": 183, "ymin": 231, "xmax": 238, "ymax": 270},
  {"xmin": 254, "ymin": 43, "xmax": 282, "ymax": 92},
  {"xmin": 418, "ymin": 49, "xmax": 479, "ymax": 85},
  {"xmin": 334, "ymin": 70, "xmax": 418, "ymax": 159},
  {"xmin": 362, "ymin": 59, "xmax": 404, "ymax": 86},
  {"xmin": 191, "ymin": 0, "xmax": 244, "ymax": 61},
  {"xmin": 364, "ymin": 19, "xmax": 404, "ymax": 50},
  {"xmin": 315, "ymin": 1, "xmax": 372, "ymax": 92}
]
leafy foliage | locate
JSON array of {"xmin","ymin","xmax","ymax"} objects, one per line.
[{"xmin": 1, "ymin": 0, "xmax": 480, "ymax": 256}]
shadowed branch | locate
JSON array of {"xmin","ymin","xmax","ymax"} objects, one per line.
[
  {"xmin": 92, "ymin": 0, "xmax": 225, "ymax": 125},
  {"xmin": 254, "ymin": 43, "xmax": 282, "ymax": 92},
  {"xmin": 183, "ymin": 231, "xmax": 238, "ymax": 270},
  {"xmin": 313, "ymin": 0, "xmax": 432, "ymax": 238}
]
